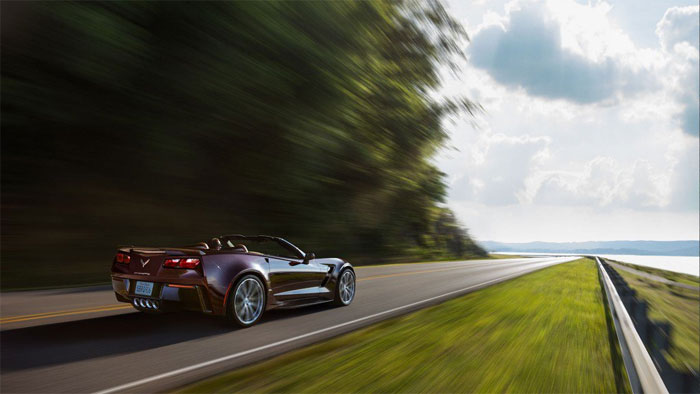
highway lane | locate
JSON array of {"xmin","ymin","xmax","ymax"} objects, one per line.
[
  {"xmin": 1, "ymin": 286, "xmax": 131, "ymax": 327},
  {"xmin": 1, "ymin": 256, "xmax": 577, "ymax": 393}
]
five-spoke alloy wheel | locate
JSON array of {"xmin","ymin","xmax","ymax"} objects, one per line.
[{"xmin": 230, "ymin": 275, "xmax": 265, "ymax": 327}]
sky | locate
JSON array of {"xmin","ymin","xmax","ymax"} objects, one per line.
[{"xmin": 438, "ymin": 0, "xmax": 699, "ymax": 242}]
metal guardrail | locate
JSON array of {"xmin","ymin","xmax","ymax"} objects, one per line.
[{"xmin": 595, "ymin": 257, "xmax": 668, "ymax": 394}]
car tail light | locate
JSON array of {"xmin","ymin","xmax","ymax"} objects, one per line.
[
  {"xmin": 115, "ymin": 252, "xmax": 131, "ymax": 264},
  {"xmin": 164, "ymin": 258, "xmax": 179, "ymax": 267},
  {"xmin": 181, "ymin": 258, "xmax": 200, "ymax": 269},
  {"xmin": 163, "ymin": 258, "xmax": 200, "ymax": 269}
]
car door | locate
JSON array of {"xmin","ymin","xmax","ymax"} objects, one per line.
[{"xmin": 267, "ymin": 256, "xmax": 328, "ymax": 300}]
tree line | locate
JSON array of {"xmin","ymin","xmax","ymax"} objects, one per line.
[{"xmin": 1, "ymin": 1, "xmax": 485, "ymax": 289}]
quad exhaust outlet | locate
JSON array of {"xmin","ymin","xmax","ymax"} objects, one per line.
[{"xmin": 133, "ymin": 297, "xmax": 159, "ymax": 310}]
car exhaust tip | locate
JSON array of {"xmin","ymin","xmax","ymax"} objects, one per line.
[{"xmin": 133, "ymin": 297, "xmax": 160, "ymax": 310}]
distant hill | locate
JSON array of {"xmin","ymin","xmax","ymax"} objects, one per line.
[{"xmin": 481, "ymin": 240, "xmax": 699, "ymax": 256}]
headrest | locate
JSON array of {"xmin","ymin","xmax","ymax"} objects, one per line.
[{"xmin": 208, "ymin": 237, "xmax": 222, "ymax": 250}]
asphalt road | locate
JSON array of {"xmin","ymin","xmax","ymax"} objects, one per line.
[{"xmin": 1, "ymin": 256, "xmax": 577, "ymax": 393}]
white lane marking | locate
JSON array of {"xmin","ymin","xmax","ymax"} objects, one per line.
[{"xmin": 94, "ymin": 257, "xmax": 576, "ymax": 394}]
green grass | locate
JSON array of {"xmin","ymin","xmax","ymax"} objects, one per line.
[
  {"xmin": 609, "ymin": 259, "xmax": 699, "ymax": 287},
  {"xmin": 180, "ymin": 258, "xmax": 629, "ymax": 393},
  {"xmin": 614, "ymin": 268, "xmax": 699, "ymax": 373}
]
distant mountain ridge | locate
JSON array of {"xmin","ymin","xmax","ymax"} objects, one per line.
[{"xmin": 481, "ymin": 240, "xmax": 699, "ymax": 256}]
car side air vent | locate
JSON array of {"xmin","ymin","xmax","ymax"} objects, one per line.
[{"xmin": 319, "ymin": 265, "xmax": 335, "ymax": 287}]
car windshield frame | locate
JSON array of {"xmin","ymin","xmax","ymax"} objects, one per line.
[{"xmin": 220, "ymin": 234, "xmax": 305, "ymax": 259}]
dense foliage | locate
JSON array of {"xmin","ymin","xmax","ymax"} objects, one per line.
[{"xmin": 1, "ymin": 1, "xmax": 484, "ymax": 288}]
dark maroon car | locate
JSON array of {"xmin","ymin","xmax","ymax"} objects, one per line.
[{"xmin": 110, "ymin": 234, "xmax": 356, "ymax": 327}]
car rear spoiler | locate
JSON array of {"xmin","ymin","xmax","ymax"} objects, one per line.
[{"xmin": 117, "ymin": 246, "xmax": 205, "ymax": 256}]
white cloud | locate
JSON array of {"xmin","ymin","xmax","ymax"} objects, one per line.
[
  {"xmin": 452, "ymin": 202, "xmax": 699, "ymax": 243},
  {"xmin": 669, "ymin": 139, "xmax": 700, "ymax": 210},
  {"xmin": 467, "ymin": 0, "xmax": 655, "ymax": 104},
  {"xmin": 531, "ymin": 157, "xmax": 670, "ymax": 209},
  {"xmin": 656, "ymin": 6, "xmax": 700, "ymax": 136},
  {"xmin": 656, "ymin": 6, "xmax": 700, "ymax": 52},
  {"xmin": 437, "ymin": 0, "xmax": 699, "ymax": 241},
  {"xmin": 450, "ymin": 132, "xmax": 550, "ymax": 205}
]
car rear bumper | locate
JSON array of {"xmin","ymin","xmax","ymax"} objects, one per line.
[{"xmin": 111, "ymin": 275, "xmax": 214, "ymax": 314}]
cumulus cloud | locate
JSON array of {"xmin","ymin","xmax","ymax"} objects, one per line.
[
  {"xmin": 468, "ymin": 1, "xmax": 651, "ymax": 103},
  {"xmin": 657, "ymin": 6, "xmax": 699, "ymax": 136},
  {"xmin": 437, "ymin": 0, "xmax": 699, "ymax": 241},
  {"xmin": 450, "ymin": 133, "xmax": 549, "ymax": 205},
  {"xmin": 532, "ymin": 157, "xmax": 669, "ymax": 209},
  {"xmin": 677, "ymin": 67, "xmax": 699, "ymax": 136},
  {"xmin": 670, "ymin": 142, "xmax": 700, "ymax": 210},
  {"xmin": 656, "ymin": 6, "xmax": 700, "ymax": 51}
]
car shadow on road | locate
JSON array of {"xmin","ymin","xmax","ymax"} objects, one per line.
[
  {"xmin": 1, "ymin": 304, "xmax": 333, "ymax": 372},
  {"xmin": 0, "ymin": 312, "xmax": 228, "ymax": 372},
  {"xmin": 262, "ymin": 302, "xmax": 336, "ymax": 322}
]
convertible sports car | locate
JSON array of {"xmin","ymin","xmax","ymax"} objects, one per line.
[{"xmin": 110, "ymin": 235, "xmax": 355, "ymax": 327}]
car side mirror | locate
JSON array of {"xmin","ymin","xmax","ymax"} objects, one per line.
[{"xmin": 303, "ymin": 252, "xmax": 315, "ymax": 264}]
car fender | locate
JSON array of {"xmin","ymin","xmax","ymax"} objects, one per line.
[
  {"xmin": 224, "ymin": 268, "xmax": 271, "ymax": 310},
  {"xmin": 201, "ymin": 254, "xmax": 269, "ymax": 315},
  {"xmin": 316, "ymin": 258, "xmax": 354, "ymax": 292}
]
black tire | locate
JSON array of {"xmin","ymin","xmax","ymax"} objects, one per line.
[
  {"xmin": 227, "ymin": 275, "xmax": 266, "ymax": 328},
  {"xmin": 333, "ymin": 268, "xmax": 356, "ymax": 306}
]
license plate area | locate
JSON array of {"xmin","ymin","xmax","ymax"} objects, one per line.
[{"xmin": 135, "ymin": 281, "xmax": 154, "ymax": 296}]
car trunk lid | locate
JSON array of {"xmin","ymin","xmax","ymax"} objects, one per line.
[{"xmin": 118, "ymin": 247, "xmax": 205, "ymax": 277}]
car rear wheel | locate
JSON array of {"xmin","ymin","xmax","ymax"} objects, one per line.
[
  {"xmin": 333, "ymin": 269, "xmax": 356, "ymax": 306},
  {"xmin": 228, "ymin": 275, "xmax": 266, "ymax": 328}
]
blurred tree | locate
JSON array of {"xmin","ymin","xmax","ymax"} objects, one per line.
[{"xmin": 1, "ymin": 0, "xmax": 485, "ymax": 288}]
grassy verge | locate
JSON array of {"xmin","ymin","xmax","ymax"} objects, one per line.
[
  {"xmin": 614, "ymin": 267, "xmax": 699, "ymax": 373},
  {"xmin": 180, "ymin": 258, "xmax": 629, "ymax": 393},
  {"xmin": 609, "ymin": 259, "xmax": 699, "ymax": 287}
]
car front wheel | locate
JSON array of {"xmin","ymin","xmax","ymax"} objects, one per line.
[{"xmin": 333, "ymin": 269, "xmax": 356, "ymax": 306}]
